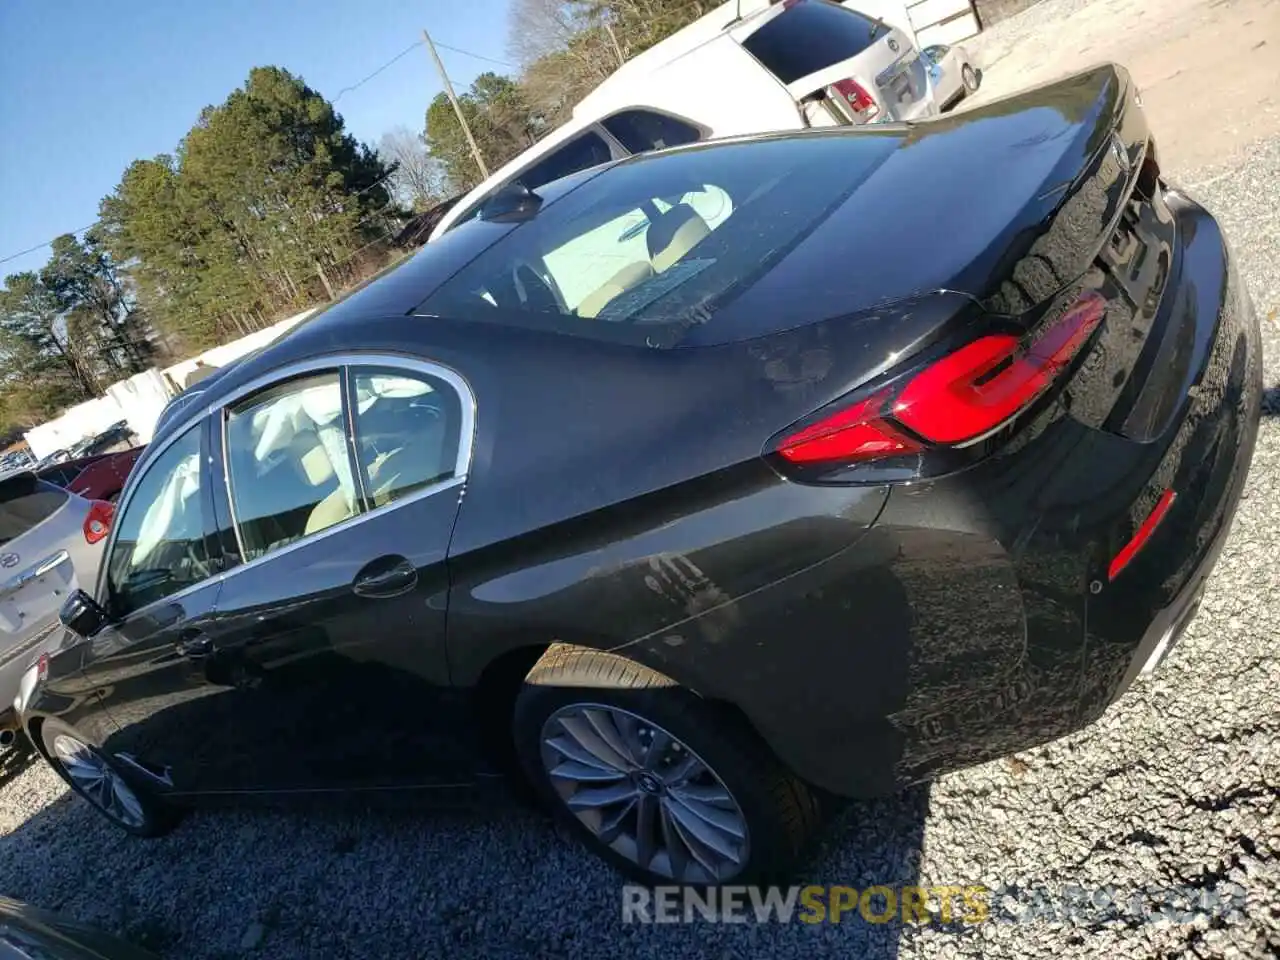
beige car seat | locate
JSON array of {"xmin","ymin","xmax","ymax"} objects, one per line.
[
  {"xmin": 647, "ymin": 203, "xmax": 711, "ymax": 273},
  {"xmin": 290, "ymin": 428, "xmax": 356, "ymax": 535},
  {"xmin": 576, "ymin": 261, "xmax": 654, "ymax": 319},
  {"xmin": 364, "ymin": 417, "xmax": 450, "ymax": 506}
]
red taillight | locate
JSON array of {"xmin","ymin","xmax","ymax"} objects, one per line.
[
  {"xmin": 828, "ymin": 78, "xmax": 880, "ymax": 123},
  {"xmin": 1109, "ymin": 489, "xmax": 1176, "ymax": 580},
  {"xmin": 777, "ymin": 389, "xmax": 922, "ymax": 465},
  {"xmin": 83, "ymin": 500, "xmax": 115, "ymax": 545},
  {"xmin": 895, "ymin": 291, "xmax": 1106, "ymax": 444},
  {"xmin": 774, "ymin": 290, "xmax": 1107, "ymax": 469}
]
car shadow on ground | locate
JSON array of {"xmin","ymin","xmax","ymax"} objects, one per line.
[{"xmin": 0, "ymin": 767, "xmax": 935, "ymax": 959}]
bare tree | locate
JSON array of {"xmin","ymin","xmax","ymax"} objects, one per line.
[
  {"xmin": 377, "ymin": 126, "xmax": 447, "ymax": 211},
  {"xmin": 508, "ymin": 0, "xmax": 625, "ymax": 71}
]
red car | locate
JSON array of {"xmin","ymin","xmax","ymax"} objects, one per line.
[{"xmin": 38, "ymin": 447, "xmax": 145, "ymax": 502}]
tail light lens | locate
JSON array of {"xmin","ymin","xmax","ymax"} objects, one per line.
[
  {"xmin": 774, "ymin": 290, "xmax": 1108, "ymax": 470},
  {"xmin": 83, "ymin": 499, "xmax": 115, "ymax": 545},
  {"xmin": 828, "ymin": 79, "xmax": 880, "ymax": 124}
]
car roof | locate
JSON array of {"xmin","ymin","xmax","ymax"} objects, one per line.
[{"xmin": 572, "ymin": 0, "xmax": 775, "ymax": 118}]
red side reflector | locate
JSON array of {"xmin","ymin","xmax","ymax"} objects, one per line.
[
  {"xmin": 83, "ymin": 500, "xmax": 115, "ymax": 545},
  {"xmin": 1109, "ymin": 489, "xmax": 1176, "ymax": 581},
  {"xmin": 777, "ymin": 389, "xmax": 922, "ymax": 465},
  {"xmin": 895, "ymin": 291, "xmax": 1107, "ymax": 444},
  {"xmin": 36, "ymin": 652, "xmax": 49, "ymax": 682}
]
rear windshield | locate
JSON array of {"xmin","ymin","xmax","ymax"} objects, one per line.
[
  {"xmin": 414, "ymin": 133, "xmax": 897, "ymax": 347},
  {"xmin": 741, "ymin": 0, "xmax": 887, "ymax": 85},
  {"xmin": 0, "ymin": 474, "xmax": 68, "ymax": 547}
]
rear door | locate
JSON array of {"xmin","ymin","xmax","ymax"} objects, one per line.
[
  {"xmin": 159, "ymin": 357, "xmax": 475, "ymax": 794},
  {"xmin": 734, "ymin": 0, "xmax": 934, "ymax": 124},
  {"xmin": 0, "ymin": 477, "xmax": 90, "ymax": 674}
]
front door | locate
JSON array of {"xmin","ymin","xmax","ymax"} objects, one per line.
[
  {"xmin": 170, "ymin": 359, "xmax": 475, "ymax": 794},
  {"xmin": 77, "ymin": 421, "xmax": 228, "ymax": 785}
]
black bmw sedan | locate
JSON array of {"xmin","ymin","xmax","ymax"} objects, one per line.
[{"xmin": 18, "ymin": 64, "xmax": 1262, "ymax": 887}]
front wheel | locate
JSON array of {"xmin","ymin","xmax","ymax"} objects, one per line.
[
  {"xmin": 36, "ymin": 718, "xmax": 179, "ymax": 837},
  {"xmin": 512, "ymin": 645, "xmax": 823, "ymax": 886}
]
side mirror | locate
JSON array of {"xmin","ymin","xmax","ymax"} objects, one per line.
[
  {"xmin": 479, "ymin": 182, "xmax": 544, "ymax": 223},
  {"xmin": 59, "ymin": 589, "xmax": 109, "ymax": 639}
]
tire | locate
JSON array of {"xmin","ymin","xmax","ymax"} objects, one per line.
[
  {"xmin": 962, "ymin": 64, "xmax": 979, "ymax": 93},
  {"xmin": 512, "ymin": 644, "xmax": 823, "ymax": 886},
  {"xmin": 36, "ymin": 718, "xmax": 179, "ymax": 838}
]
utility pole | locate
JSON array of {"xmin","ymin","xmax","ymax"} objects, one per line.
[{"xmin": 422, "ymin": 28, "xmax": 489, "ymax": 179}]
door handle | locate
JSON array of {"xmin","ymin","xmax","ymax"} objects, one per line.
[
  {"xmin": 175, "ymin": 633, "xmax": 213, "ymax": 659},
  {"xmin": 352, "ymin": 555, "xmax": 418, "ymax": 599}
]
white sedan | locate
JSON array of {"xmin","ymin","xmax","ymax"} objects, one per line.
[{"xmin": 923, "ymin": 43, "xmax": 980, "ymax": 111}]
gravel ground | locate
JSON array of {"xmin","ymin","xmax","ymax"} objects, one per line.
[{"xmin": 3, "ymin": 4, "xmax": 1278, "ymax": 958}]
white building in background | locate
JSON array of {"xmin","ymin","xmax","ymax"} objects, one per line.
[{"xmin": 22, "ymin": 307, "xmax": 316, "ymax": 460}]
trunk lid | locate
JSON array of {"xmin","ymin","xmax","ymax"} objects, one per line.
[{"xmin": 705, "ymin": 64, "xmax": 1152, "ymax": 349}]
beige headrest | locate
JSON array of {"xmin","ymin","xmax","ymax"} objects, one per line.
[{"xmin": 576, "ymin": 261, "xmax": 655, "ymax": 319}]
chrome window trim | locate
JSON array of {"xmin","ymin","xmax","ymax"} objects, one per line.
[
  {"xmin": 213, "ymin": 476, "xmax": 466, "ymax": 585},
  {"xmin": 97, "ymin": 352, "xmax": 477, "ymax": 627},
  {"xmin": 214, "ymin": 351, "xmax": 476, "ymax": 572},
  {"xmin": 197, "ymin": 352, "xmax": 476, "ymax": 479}
]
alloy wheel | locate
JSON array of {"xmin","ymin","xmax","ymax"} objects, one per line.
[
  {"xmin": 539, "ymin": 704, "xmax": 750, "ymax": 883},
  {"xmin": 51, "ymin": 734, "xmax": 146, "ymax": 829}
]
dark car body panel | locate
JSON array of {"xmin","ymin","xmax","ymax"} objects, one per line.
[{"xmin": 19, "ymin": 65, "xmax": 1263, "ymax": 807}]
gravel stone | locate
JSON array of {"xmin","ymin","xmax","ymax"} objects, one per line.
[{"xmin": 2, "ymin": 2, "xmax": 1277, "ymax": 958}]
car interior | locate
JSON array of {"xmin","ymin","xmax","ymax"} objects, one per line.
[{"xmin": 226, "ymin": 374, "xmax": 458, "ymax": 562}]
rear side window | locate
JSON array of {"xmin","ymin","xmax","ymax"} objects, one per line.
[
  {"xmin": 602, "ymin": 111, "xmax": 701, "ymax": 154},
  {"xmin": 0, "ymin": 475, "xmax": 68, "ymax": 547},
  {"xmin": 741, "ymin": 0, "xmax": 886, "ymax": 84},
  {"xmin": 224, "ymin": 372, "xmax": 361, "ymax": 562},
  {"xmin": 517, "ymin": 131, "xmax": 614, "ymax": 192}
]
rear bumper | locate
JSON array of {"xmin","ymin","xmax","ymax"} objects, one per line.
[{"xmin": 746, "ymin": 191, "xmax": 1262, "ymax": 798}]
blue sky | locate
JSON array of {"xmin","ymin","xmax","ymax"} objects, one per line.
[{"xmin": 0, "ymin": 0, "xmax": 514, "ymax": 277}]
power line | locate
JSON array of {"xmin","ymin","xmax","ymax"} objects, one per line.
[
  {"xmin": 433, "ymin": 42, "xmax": 516, "ymax": 69},
  {"xmin": 0, "ymin": 34, "xmax": 515, "ymax": 267},
  {"xmin": 334, "ymin": 38, "xmax": 515, "ymax": 103},
  {"xmin": 333, "ymin": 40, "xmax": 426, "ymax": 103},
  {"xmin": 0, "ymin": 224, "xmax": 97, "ymax": 267}
]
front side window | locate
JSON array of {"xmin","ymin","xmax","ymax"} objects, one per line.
[
  {"xmin": 105, "ymin": 427, "xmax": 212, "ymax": 617},
  {"xmin": 602, "ymin": 111, "xmax": 701, "ymax": 154},
  {"xmin": 224, "ymin": 373, "xmax": 360, "ymax": 562},
  {"xmin": 351, "ymin": 367, "xmax": 465, "ymax": 508},
  {"xmin": 517, "ymin": 131, "xmax": 614, "ymax": 192}
]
